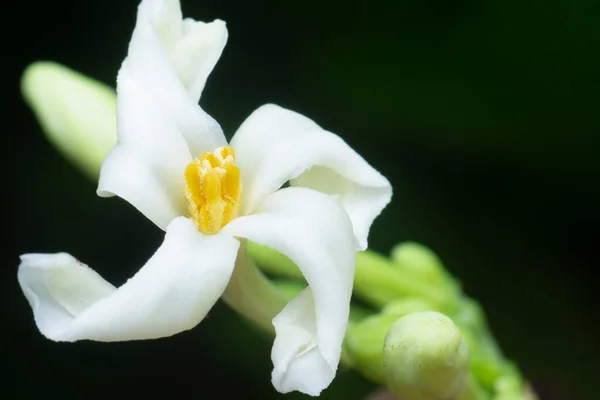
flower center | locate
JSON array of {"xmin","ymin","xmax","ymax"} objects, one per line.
[{"xmin": 184, "ymin": 146, "xmax": 242, "ymax": 235}]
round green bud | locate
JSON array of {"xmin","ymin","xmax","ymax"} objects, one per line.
[
  {"xmin": 383, "ymin": 311, "xmax": 470, "ymax": 400},
  {"xmin": 345, "ymin": 299, "xmax": 435, "ymax": 382}
]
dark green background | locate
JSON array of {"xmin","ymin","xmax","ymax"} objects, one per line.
[{"xmin": 2, "ymin": 0, "xmax": 598, "ymax": 398}]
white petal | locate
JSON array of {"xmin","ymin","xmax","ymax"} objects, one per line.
[
  {"xmin": 270, "ymin": 289, "xmax": 339, "ymax": 395},
  {"xmin": 98, "ymin": 1, "xmax": 228, "ymax": 229},
  {"xmin": 18, "ymin": 217, "xmax": 239, "ymax": 342},
  {"xmin": 222, "ymin": 187, "xmax": 355, "ymax": 395},
  {"xmin": 98, "ymin": 71, "xmax": 191, "ymax": 230},
  {"xmin": 127, "ymin": 0, "xmax": 227, "ymax": 154},
  {"xmin": 171, "ymin": 18, "xmax": 228, "ymax": 102},
  {"xmin": 231, "ymin": 104, "xmax": 392, "ymax": 250}
]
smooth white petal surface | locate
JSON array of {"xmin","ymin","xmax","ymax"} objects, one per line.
[
  {"xmin": 98, "ymin": 0, "xmax": 228, "ymax": 229},
  {"xmin": 171, "ymin": 18, "xmax": 228, "ymax": 102},
  {"xmin": 98, "ymin": 71, "xmax": 191, "ymax": 229},
  {"xmin": 221, "ymin": 187, "xmax": 355, "ymax": 395},
  {"xmin": 127, "ymin": 0, "xmax": 227, "ymax": 153},
  {"xmin": 231, "ymin": 104, "xmax": 392, "ymax": 250},
  {"xmin": 18, "ymin": 217, "xmax": 239, "ymax": 342}
]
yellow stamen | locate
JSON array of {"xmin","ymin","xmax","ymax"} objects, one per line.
[{"xmin": 184, "ymin": 146, "xmax": 242, "ymax": 235}]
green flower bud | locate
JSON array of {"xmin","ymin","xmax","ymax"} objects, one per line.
[
  {"xmin": 383, "ymin": 311, "xmax": 470, "ymax": 400},
  {"xmin": 391, "ymin": 242, "xmax": 440, "ymax": 274},
  {"xmin": 382, "ymin": 298, "xmax": 433, "ymax": 317},
  {"xmin": 455, "ymin": 297, "xmax": 487, "ymax": 335},
  {"xmin": 21, "ymin": 62, "xmax": 117, "ymax": 180},
  {"xmin": 391, "ymin": 242, "xmax": 457, "ymax": 289},
  {"xmin": 388, "ymin": 243, "xmax": 461, "ymax": 312},
  {"xmin": 493, "ymin": 375, "xmax": 523, "ymax": 398},
  {"xmin": 355, "ymin": 250, "xmax": 456, "ymax": 309},
  {"xmin": 345, "ymin": 299, "xmax": 433, "ymax": 382}
]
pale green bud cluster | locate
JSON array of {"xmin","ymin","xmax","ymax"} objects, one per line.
[{"xmin": 248, "ymin": 241, "xmax": 535, "ymax": 400}]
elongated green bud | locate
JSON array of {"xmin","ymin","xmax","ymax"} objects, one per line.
[
  {"xmin": 21, "ymin": 62, "xmax": 117, "ymax": 180},
  {"xmin": 391, "ymin": 242, "xmax": 443, "ymax": 277},
  {"xmin": 391, "ymin": 242, "xmax": 458, "ymax": 291},
  {"xmin": 383, "ymin": 311, "xmax": 470, "ymax": 400}
]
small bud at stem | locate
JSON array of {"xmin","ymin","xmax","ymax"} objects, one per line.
[{"xmin": 383, "ymin": 311, "xmax": 470, "ymax": 400}]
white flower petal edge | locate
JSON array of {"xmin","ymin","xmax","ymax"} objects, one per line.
[
  {"xmin": 222, "ymin": 187, "xmax": 355, "ymax": 396},
  {"xmin": 98, "ymin": 0, "xmax": 228, "ymax": 230},
  {"xmin": 18, "ymin": 217, "xmax": 239, "ymax": 342},
  {"xmin": 230, "ymin": 104, "xmax": 392, "ymax": 250}
]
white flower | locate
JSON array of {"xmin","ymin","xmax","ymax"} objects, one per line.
[{"xmin": 18, "ymin": 0, "xmax": 392, "ymax": 396}]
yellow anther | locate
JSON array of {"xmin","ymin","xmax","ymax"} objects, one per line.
[{"xmin": 184, "ymin": 146, "xmax": 242, "ymax": 235}]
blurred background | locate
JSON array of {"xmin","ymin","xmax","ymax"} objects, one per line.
[{"xmin": 2, "ymin": 0, "xmax": 598, "ymax": 398}]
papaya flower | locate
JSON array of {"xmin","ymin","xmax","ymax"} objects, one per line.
[{"xmin": 18, "ymin": 0, "xmax": 391, "ymax": 396}]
